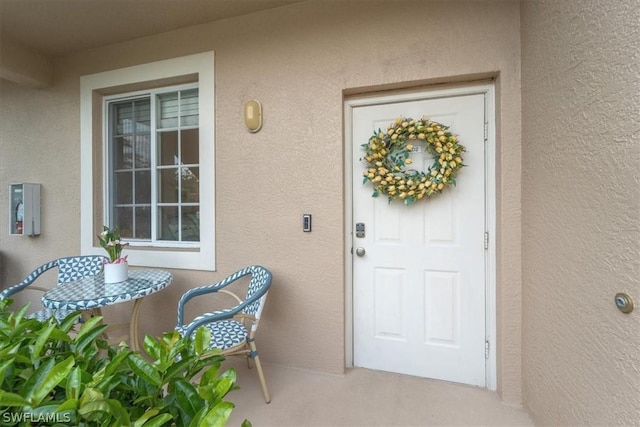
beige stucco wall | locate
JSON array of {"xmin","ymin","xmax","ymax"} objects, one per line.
[
  {"xmin": 0, "ymin": 0, "xmax": 523, "ymax": 404},
  {"xmin": 521, "ymin": 0, "xmax": 640, "ymax": 425}
]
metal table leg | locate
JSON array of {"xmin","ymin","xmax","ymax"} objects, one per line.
[{"xmin": 130, "ymin": 298, "xmax": 144, "ymax": 352}]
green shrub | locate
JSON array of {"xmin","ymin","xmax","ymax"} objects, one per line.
[{"xmin": 0, "ymin": 299, "xmax": 249, "ymax": 426}]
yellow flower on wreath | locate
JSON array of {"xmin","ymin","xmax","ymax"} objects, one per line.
[{"xmin": 360, "ymin": 116, "xmax": 466, "ymax": 205}]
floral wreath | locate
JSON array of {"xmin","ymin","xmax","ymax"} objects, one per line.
[{"xmin": 361, "ymin": 116, "xmax": 466, "ymax": 205}]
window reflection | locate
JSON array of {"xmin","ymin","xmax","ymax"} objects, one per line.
[
  {"xmin": 158, "ymin": 132, "xmax": 178, "ymax": 166},
  {"xmin": 115, "ymin": 172, "xmax": 132, "ymax": 204},
  {"xmin": 181, "ymin": 129, "xmax": 199, "ymax": 164},
  {"xmin": 115, "ymin": 207, "xmax": 133, "ymax": 238},
  {"xmin": 181, "ymin": 167, "xmax": 199, "ymax": 203},
  {"xmin": 158, "ymin": 206, "xmax": 179, "ymax": 241},
  {"xmin": 135, "ymin": 207, "xmax": 151, "ymax": 239}
]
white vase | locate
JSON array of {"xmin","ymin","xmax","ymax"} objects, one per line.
[{"xmin": 104, "ymin": 262, "xmax": 128, "ymax": 284}]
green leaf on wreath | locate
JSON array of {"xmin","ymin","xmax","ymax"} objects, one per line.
[{"xmin": 372, "ymin": 191, "xmax": 379, "ymax": 198}]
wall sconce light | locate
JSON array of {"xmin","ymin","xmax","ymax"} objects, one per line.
[{"xmin": 243, "ymin": 100, "xmax": 262, "ymax": 133}]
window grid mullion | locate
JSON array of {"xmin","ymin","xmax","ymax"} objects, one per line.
[
  {"xmin": 106, "ymin": 103, "xmax": 114, "ymax": 228},
  {"xmin": 177, "ymin": 90, "xmax": 183, "ymax": 242},
  {"xmin": 131, "ymin": 100, "xmax": 138, "ymax": 238},
  {"xmin": 150, "ymin": 94, "xmax": 158, "ymax": 243}
]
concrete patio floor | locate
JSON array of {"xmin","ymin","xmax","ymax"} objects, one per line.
[{"xmin": 224, "ymin": 360, "xmax": 534, "ymax": 427}]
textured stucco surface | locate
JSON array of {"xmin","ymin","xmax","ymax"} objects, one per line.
[
  {"xmin": 521, "ymin": 0, "xmax": 640, "ymax": 425},
  {"xmin": 0, "ymin": 0, "xmax": 523, "ymax": 404}
]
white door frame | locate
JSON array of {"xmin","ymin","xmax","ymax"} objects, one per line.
[{"xmin": 344, "ymin": 82, "xmax": 497, "ymax": 390}]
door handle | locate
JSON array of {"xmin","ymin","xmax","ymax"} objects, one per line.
[{"xmin": 355, "ymin": 247, "xmax": 366, "ymax": 257}]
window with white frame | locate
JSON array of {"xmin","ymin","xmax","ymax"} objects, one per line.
[
  {"xmin": 81, "ymin": 52, "xmax": 215, "ymax": 271},
  {"xmin": 106, "ymin": 86, "xmax": 200, "ymax": 245}
]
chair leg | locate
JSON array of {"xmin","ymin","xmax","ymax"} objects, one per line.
[
  {"xmin": 247, "ymin": 338, "xmax": 271, "ymax": 403},
  {"xmin": 246, "ymin": 353, "xmax": 254, "ymax": 369}
]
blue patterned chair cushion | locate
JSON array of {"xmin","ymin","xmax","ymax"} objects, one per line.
[{"xmin": 177, "ymin": 319, "xmax": 248, "ymax": 350}]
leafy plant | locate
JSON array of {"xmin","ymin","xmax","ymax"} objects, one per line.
[
  {"xmin": 0, "ymin": 299, "xmax": 250, "ymax": 426},
  {"xmin": 97, "ymin": 225, "xmax": 129, "ymax": 263}
]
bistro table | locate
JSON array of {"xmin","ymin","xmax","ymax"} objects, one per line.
[{"xmin": 42, "ymin": 269, "xmax": 172, "ymax": 351}]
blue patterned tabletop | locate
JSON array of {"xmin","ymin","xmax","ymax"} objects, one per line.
[{"xmin": 42, "ymin": 269, "xmax": 173, "ymax": 311}]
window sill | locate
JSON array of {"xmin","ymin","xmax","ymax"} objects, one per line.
[{"xmin": 85, "ymin": 245, "xmax": 214, "ymax": 271}]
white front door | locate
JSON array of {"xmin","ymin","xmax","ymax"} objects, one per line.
[{"xmin": 351, "ymin": 91, "xmax": 487, "ymax": 387}]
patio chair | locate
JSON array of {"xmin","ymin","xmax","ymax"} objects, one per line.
[
  {"xmin": 0, "ymin": 255, "xmax": 108, "ymax": 322},
  {"xmin": 175, "ymin": 265, "xmax": 273, "ymax": 403}
]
